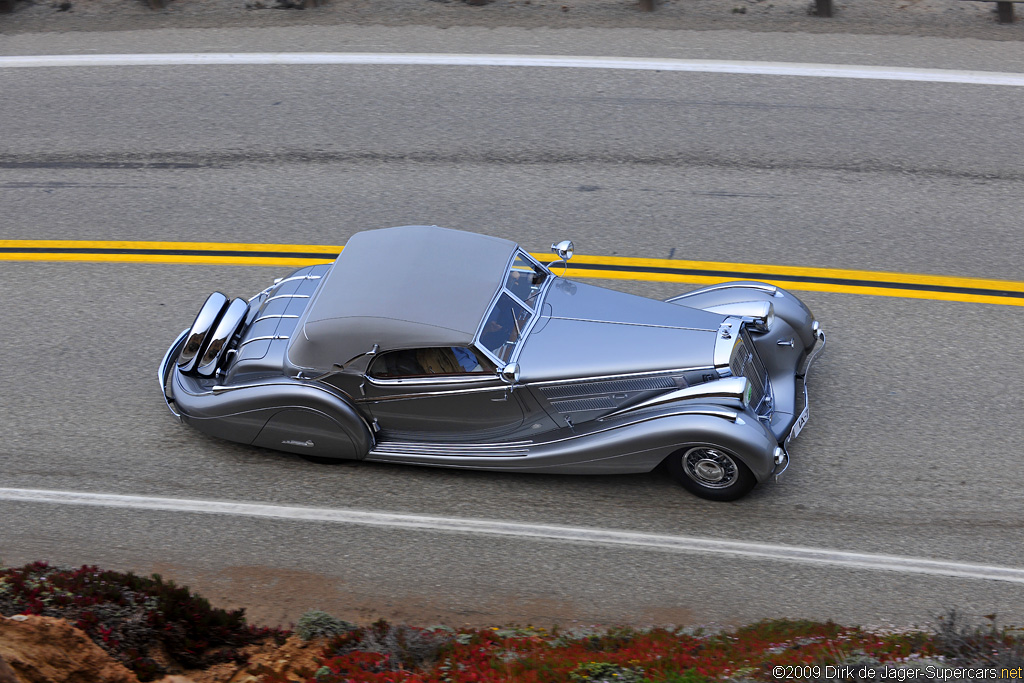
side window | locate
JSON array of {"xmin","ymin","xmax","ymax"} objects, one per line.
[{"xmin": 368, "ymin": 347, "xmax": 496, "ymax": 379}]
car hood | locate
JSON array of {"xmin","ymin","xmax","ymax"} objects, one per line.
[{"xmin": 516, "ymin": 280, "xmax": 727, "ymax": 382}]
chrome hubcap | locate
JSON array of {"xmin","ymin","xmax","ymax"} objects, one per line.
[
  {"xmin": 693, "ymin": 459, "xmax": 725, "ymax": 482},
  {"xmin": 682, "ymin": 447, "xmax": 738, "ymax": 489}
]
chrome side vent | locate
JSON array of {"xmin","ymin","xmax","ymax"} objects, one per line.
[
  {"xmin": 539, "ymin": 376, "xmax": 676, "ymax": 400},
  {"xmin": 550, "ymin": 397, "xmax": 619, "ymax": 413},
  {"xmin": 540, "ymin": 375, "xmax": 681, "ymax": 422}
]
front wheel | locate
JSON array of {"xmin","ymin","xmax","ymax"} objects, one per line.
[{"xmin": 667, "ymin": 445, "xmax": 756, "ymax": 502}]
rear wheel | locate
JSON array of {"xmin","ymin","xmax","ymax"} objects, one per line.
[{"xmin": 668, "ymin": 445, "xmax": 756, "ymax": 502}]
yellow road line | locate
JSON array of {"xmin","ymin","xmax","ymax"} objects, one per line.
[
  {"xmin": 562, "ymin": 253, "xmax": 1024, "ymax": 293},
  {"xmin": 562, "ymin": 267, "xmax": 1024, "ymax": 307},
  {"xmin": 2, "ymin": 239, "xmax": 1023, "ymax": 307},
  {"xmin": 0, "ymin": 239, "xmax": 345, "ymax": 253}
]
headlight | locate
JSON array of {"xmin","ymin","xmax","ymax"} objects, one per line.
[
  {"xmin": 752, "ymin": 302, "xmax": 775, "ymax": 333},
  {"xmin": 705, "ymin": 301, "xmax": 774, "ymax": 333}
]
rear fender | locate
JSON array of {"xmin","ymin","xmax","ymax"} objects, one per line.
[{"xmin": 171, "ymin": 372, "xmax": 373, "ymax": 460}]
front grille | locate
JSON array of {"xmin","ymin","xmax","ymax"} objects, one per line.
[{"xmin": 730, "ymin": 329, "xmax": 772, "ymax": 420}]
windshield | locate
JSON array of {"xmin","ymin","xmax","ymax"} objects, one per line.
[
  {"xmin": 476, "ymin": 250, "xmax": 549, "ymax": 364},
  {"xmin": 480, "ymin": 293, "xmax": 532, "ymax": 363},
  {"xmin": 505, "ymin": 253, "xmax": 548, "ymax": 309}
]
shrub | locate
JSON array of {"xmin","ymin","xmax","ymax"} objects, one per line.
[
  {"xmin": 568, "ymin": 660, "xmax": 647, "ymax": 682},
  {"xmin": 0, "ymin": 562, "xmax": 286, "ymax": 681},
  {"xmin": 296, "ymin": 610, "xmax": 355, "ymax": 641},
  {"xmin": 932, "ymin": 609, "xmax": 1024, "ymax": 669}
]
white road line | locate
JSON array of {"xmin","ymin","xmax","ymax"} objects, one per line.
[
  {"xmin": 2, "ymin": 487, "xmax": 1023, "ymax": 584},
  {"xmin": 0, "ymin": 53, "xmax": 1022, "ymax": 87}
]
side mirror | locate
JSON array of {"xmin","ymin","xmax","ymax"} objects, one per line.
[
  {"xmin": 549, "ymin": 240, "xmax": 574, "ymax": 275},
  {"xmin": 551, "ymin": 240, "xmax": 574, "ymax": 262},
  {"xmin": 499, "ymin": 362, "xmax": 520, "ymax": 385}
]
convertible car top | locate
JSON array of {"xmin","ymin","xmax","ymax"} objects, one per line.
[
  {"xmin": 291, "ymin": 226, "xmax": 519, "ymax": 370},
  {"xmin": 160, "ymin": 225, "xmax": 825, "ymax": 501}
]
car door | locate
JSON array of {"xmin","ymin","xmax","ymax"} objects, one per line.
[{"xmin": 360, "ymin": 347, "xmax": 526, "ymax": 442}]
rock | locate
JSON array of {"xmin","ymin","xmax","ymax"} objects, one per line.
[
  {"xmin": 0, "ymin": 615, "xmax": 139, "ymax": 683},
  {"xmin": 0, "ymin": 655, "xmax": 20, "ymax": 683}
]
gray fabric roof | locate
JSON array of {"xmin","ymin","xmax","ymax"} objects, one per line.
[{"xmin": 288, "ymin": 225, "xmax": 519, "ymax": 370}]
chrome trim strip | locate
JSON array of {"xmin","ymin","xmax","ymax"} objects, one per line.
[
  {"xmin": 265, "ymin": 294, "xmax": 310, "ymax": 303},
  {"xmin": 370, "ymin": 440, "xmax": 532, "ymax": 458},
  {"xmin": 370, "ymin": 448, "xmax": 530, "ymax": 458},
  {"xmin": 355, "ymin": 384, "xmax": 508, "ymax": 402},
  {"xmin": 211, "ymin": 379, "xmax": 352, "ymax": 401},
  {"xmin": 247, "ymin": 272, "xmax": 323, "ymax": 304},
  {"xmin": 548, "ymin": 316, "xmax": 716, "ymax": 333},
  {"xmin": 158, "ymin": 329, "xmax": 189, "ymax": 420},
  {"xmin": 365, "ymin": 374, "xmax": 492, "ymax": 387},
  {"xmin": 254, "ymin": 314, "xmax": 299, "ymax": 321},
  {"xmin": 275, "ymin": 274, "xmax": 322, "ymax": 286},
  {"xmin": 373, "ymin": 440, "xmax": 532, "ymax": 451},
  {"xmin": 665, "ymin": 282, "xmax": 777, "ymax": 302},
  {"xmin": 568, "ymin": 407, "xmax": 740, "ymax": 443},
  {"xmin": 237, "ymin": 334, "xmax": 289, "ymax": 347},
  {"xmin": 798, "ymin": 325, "xmax": 826, "ymax": 378},
  {"xmin": 527, "ymin": 366, "xmax": 715, "ymax": 388},
  {"xmin": 602, "ymin": 376, "xmax": 750, "ymax": 418}
]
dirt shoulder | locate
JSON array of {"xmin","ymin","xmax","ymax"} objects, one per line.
[{"xmin": 1, "ymin": 0, "xmax": 1022, "ymax": 42}]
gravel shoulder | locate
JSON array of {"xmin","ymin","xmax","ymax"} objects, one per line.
[{"xmin": 1, "ymin": 0, "xmax": 1022, "ymax": 43}]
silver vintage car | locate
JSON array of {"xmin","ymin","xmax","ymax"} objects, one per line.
[{"xmin": 159, "ymin": 225, "xmax": 824, "ymax": 501}]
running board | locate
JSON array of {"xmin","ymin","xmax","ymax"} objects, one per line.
[{"xmin": 369, "ymin": 440, "xmax": 532, "ymax": 459}]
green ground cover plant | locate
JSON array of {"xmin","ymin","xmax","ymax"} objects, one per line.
[{"xmin": 1, "ymin": 562, "xmax": 1022, "ymax": 683}]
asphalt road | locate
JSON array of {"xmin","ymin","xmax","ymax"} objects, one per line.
[{"xmin": 1, "ymin": 25, "xmax": 1023, "ymax": 628}]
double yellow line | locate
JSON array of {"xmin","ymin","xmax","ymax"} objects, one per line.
[{"xmin": 3, "ymin": 239, "xmax": 1024, "ymax": 307}]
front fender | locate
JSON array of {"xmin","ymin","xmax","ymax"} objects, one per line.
[
  {"xmin": 667, "ymin": 281, "xmax": 817, "ymax": 350},
  {"xmin": 589, "ymin": 406, "xmax": 780, "ymax": 481}
]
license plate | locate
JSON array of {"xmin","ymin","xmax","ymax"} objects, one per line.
[{"xmin": 790, "ymin": 401, "xmax": 810, "ymax": 439}]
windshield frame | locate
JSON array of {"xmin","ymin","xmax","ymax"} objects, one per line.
[{"xmin": 474, "ymin": 249, "xmax": 553, "ymax": 367}]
